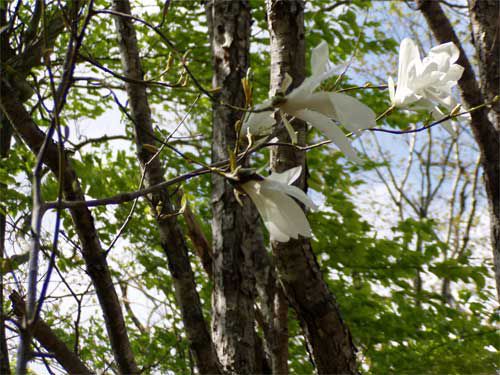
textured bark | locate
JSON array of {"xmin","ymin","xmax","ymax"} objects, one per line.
[
  {"xmin": 111, "ymin": 1, "xmax": 220, "ymax": 373},
  {"xmin": 266, "ymin": 1, "xmax": 358, "ymax": 373},
  {"xmin": 0, "ymin": 86, "xmax": 139, "ymax": 375},
  {"xmin": 206, "ymin": 1, "xmax": 263, "ymax": 373},
  {"xmin": 0, "ymin": 13, "xmax": 12, "ymax": 371},
  {"xmin": 417, "ymin": 0, "xmax": 500, "ymax": 302},
  {"xmin": 254, "ymin": 243, "xmax": 288, "ymax": 374},
  {"xmin": 183, "ymin": 204, "xmax": 213, "ymax": 277},
  {"xmin": 10, "ymin": 291, "xmax": 93, "ymax": 375},
  {"xmin": 469, "ymin": 0, "xmax": 500, "ymax": 126},
  {"xmin": 0, "ymin": 115, "xmax": 12, "ymax": 375}
]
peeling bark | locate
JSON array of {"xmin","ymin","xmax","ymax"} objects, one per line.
[
  {"xmin": 206, "ymin": 1, "xmax": 264, "ymax": 373},
  {"xmin": 266, "ymin": 1, "xmax": 358, "ymax": 373},
  {"xmin": 417, "ymin": 0, "xmax": 500, "ymax": 302},
  {"xmin": 111, "ymin": 1, "xmax": 220, "ymax": 373}
]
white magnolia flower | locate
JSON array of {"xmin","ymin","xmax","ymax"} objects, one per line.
[
  {"xmin": 240, "ymin": 166, "xmax": 317, "ymax": 242},
  {"xmin": 388, "ymin": 38, "xmax": 464, "ymax": 130},
  {"xmin": 243, "ymin": 41, "xmax": 376, "ymax": 163}
]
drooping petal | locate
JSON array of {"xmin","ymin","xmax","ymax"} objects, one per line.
[
  {"xmin": 329, "ymin": 92, "xmax": 377, "ymax": 131},
  {"xmin": 262, "ymin": 189, "xmax": 313, "ymax": 240},
  {"xmin": 431, "ymin": 106, "xmax": 455, "ymax": 135},
  {"xmin": 242, "ymin": 182, "xmax": 293, "ymax": 242},
  {"xmin": 294, "ymin": 109, "xmax": 363, "ymax": 163},
  {"xmin": 311, "ymin": 40, "xmax": 330, "ymax": 78},
  {"xmin": 261, "ymin": 179, "xmax": 318, "ymax": 212},
  {"xmin": 282, "ymin": 91, "xmax": 336, "ymax": 118},
  {"xmin": 266, "ymin": 166, "xmax": 302, "ymax": 185},
  {"xmin": 241, "ymin": 180, "xmax": 312, "ymax": 242}
]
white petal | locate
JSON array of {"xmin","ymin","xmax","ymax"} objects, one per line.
[
  {"xmin": 388, "ymin": 76, "xmax": 396, "ymax": 105},
  {"xmin": 260, "ymin": 179, "xmax": 318, "ymax": 211},
  {"xmin": 398, "ymin": 38, "xmax": 421, "ymax": 93},
  {"xmin": 431, "ymin": 106, "xmax": 455, "ymax": 136},
  {"xmin": 263, "ymin": 189, "xmax": 312, "ymax": 240},
  {"xmin": 242, "ymin": 181, "xmax": 312, "ymax": 242},
  {"xmin": 266, "ymin": 166, "xmax": 302, "ymax": 185},
  {"xmin": 430, "ymin": 42, "xmax": 460, "ymax": 63},
  {"xmin": 329, "ymin": 92, "xmax": 377, "ymax": 131},
  {"xmin": 311, "ymin": 41, "xmax": 330, "ymax": 78},
  {"xmin": 442, "ymin": 64, "xmax": 464, "ymax": 83},
  {"xmin": 294, "ymin": 109, "xmax": 363, "ymax": 163},
  {"xmin": 282, "ymin": 91, "xmax": 336, "ymax": 118}
]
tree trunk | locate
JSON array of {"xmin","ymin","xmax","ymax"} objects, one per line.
[
  {"xmin": 417, "ymin": 0, "xmax": 500, "ymax": 302},
  {"xmin": 0, "ymin": 115, "xmax": 12, "ymax": 375},
  {"xmin": 111, "ymin": 1, "xmax": 221, "ymax": 373},
  {"xmin": 206, "ymin": 1, "xmax": 264, "ymax": 373},
  {"xmin": 468, "ymin": 0, "xmax": 500, "ymax": 301},
  {"xmin": 265, "ymin": 1, "xmax": 358, "ymax": 373}
]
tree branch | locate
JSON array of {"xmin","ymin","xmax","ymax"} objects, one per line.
[{"xmin": 10, "ymin": 291, "xmax": 93, "ymax": 375}]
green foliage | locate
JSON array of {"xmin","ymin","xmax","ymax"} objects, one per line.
[{"xmin": 1, "ymin": 0, "xmax": 496, "ymax": 373}]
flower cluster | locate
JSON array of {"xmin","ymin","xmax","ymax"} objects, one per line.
[
  {"xmin": 240, "ymin": 39, "xmax": 463, "ymax": 242},
  {"xmin": 388, "ymin": 38, "xmax": 464, "ymax": 130},
  {"xmin": 243, "ymin": 41, "xmax": 376, "ymax": 163}
]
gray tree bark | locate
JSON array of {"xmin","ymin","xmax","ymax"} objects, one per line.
[
  {"xmin": 266, "ymin": 1, "xmax": 358, "ymax": 373},
  {"xmin": 416, "ymin": 0, "xmax": 500, "ymax": 302},
  {"xmin": 206, "ymin": 1, "xmax": 265, "ymax": 373},
  {"xmin": 111, "ymin": 1, "xmax": 221, "ymax": 373}
]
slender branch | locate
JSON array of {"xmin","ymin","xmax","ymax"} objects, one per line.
[{"xmin": 10, "ymin": 291, "xmax": 93, "ymax": 375}]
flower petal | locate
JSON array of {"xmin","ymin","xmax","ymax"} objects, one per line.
[
  {"xmin": 261, "ymin": 180, "xmax": 318, "ymax": 212},
  {"xmin": 431, "ymin": 106, "xmax": 455, "ymax": 136},
  {"xmin": 329, "ymin": 92, "xmax": 377, "ymax": 131},
  {"xmin": 311, "ymin": 40, "xmax": 330, "ymax": 78},
  {"xmin": 266, "ymin": 166, "xmax": 302, "ymax": 185},
  {"xmin": 430, "ymin": 42, "xmax": 460, "ymax": 63},
  {"xmin": 241, "ymin": 181, "xmax": 312, "ymax": 242},
  {"xmin": 398, "ymin": 38, "xmax": 421, "ymax": 93},
  {"xmin": 294, "ymin": 109, "xmax": 363, "ymax": 163},
  {"xmin": 388, "ymin": 76, "xmax": 396, "ymax": 105}
]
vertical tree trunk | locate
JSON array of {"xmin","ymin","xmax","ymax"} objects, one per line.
[
  {"xmin": 416, "ymin": 0, "xmax": 500, "ymax": 302},
  {"xmin": 266, "ymin": 1, "xmax": 358, "ymax": 373},
  {"xmin": 0, "ymin": 116, "xmax": 12, "ymax": 375},
  {"xmin": 111, "ymin": 1, "xmax": 221, "ymax": 373},
  {"xmin": 468, "ymin": 0, "xmax": 500, "ymax": 301},
  {"xmin": 1, "ymin": 3, "xmax": 14, "ymax": 371},
  {"xmin": 206, "ymin": 1, "xmax": 264, "ymax": 373}
]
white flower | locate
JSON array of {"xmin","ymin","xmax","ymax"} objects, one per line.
[
  {"xmin": 240, "ymin": 166, "xmax": 317, "ymax": 242},
  {"xmin": 243, "ymin": 41, "xmax": 376, "ymax": 163},
  {"xmin": 388, "ymin": 38, "xmax": 464, "ymax": 131}
]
